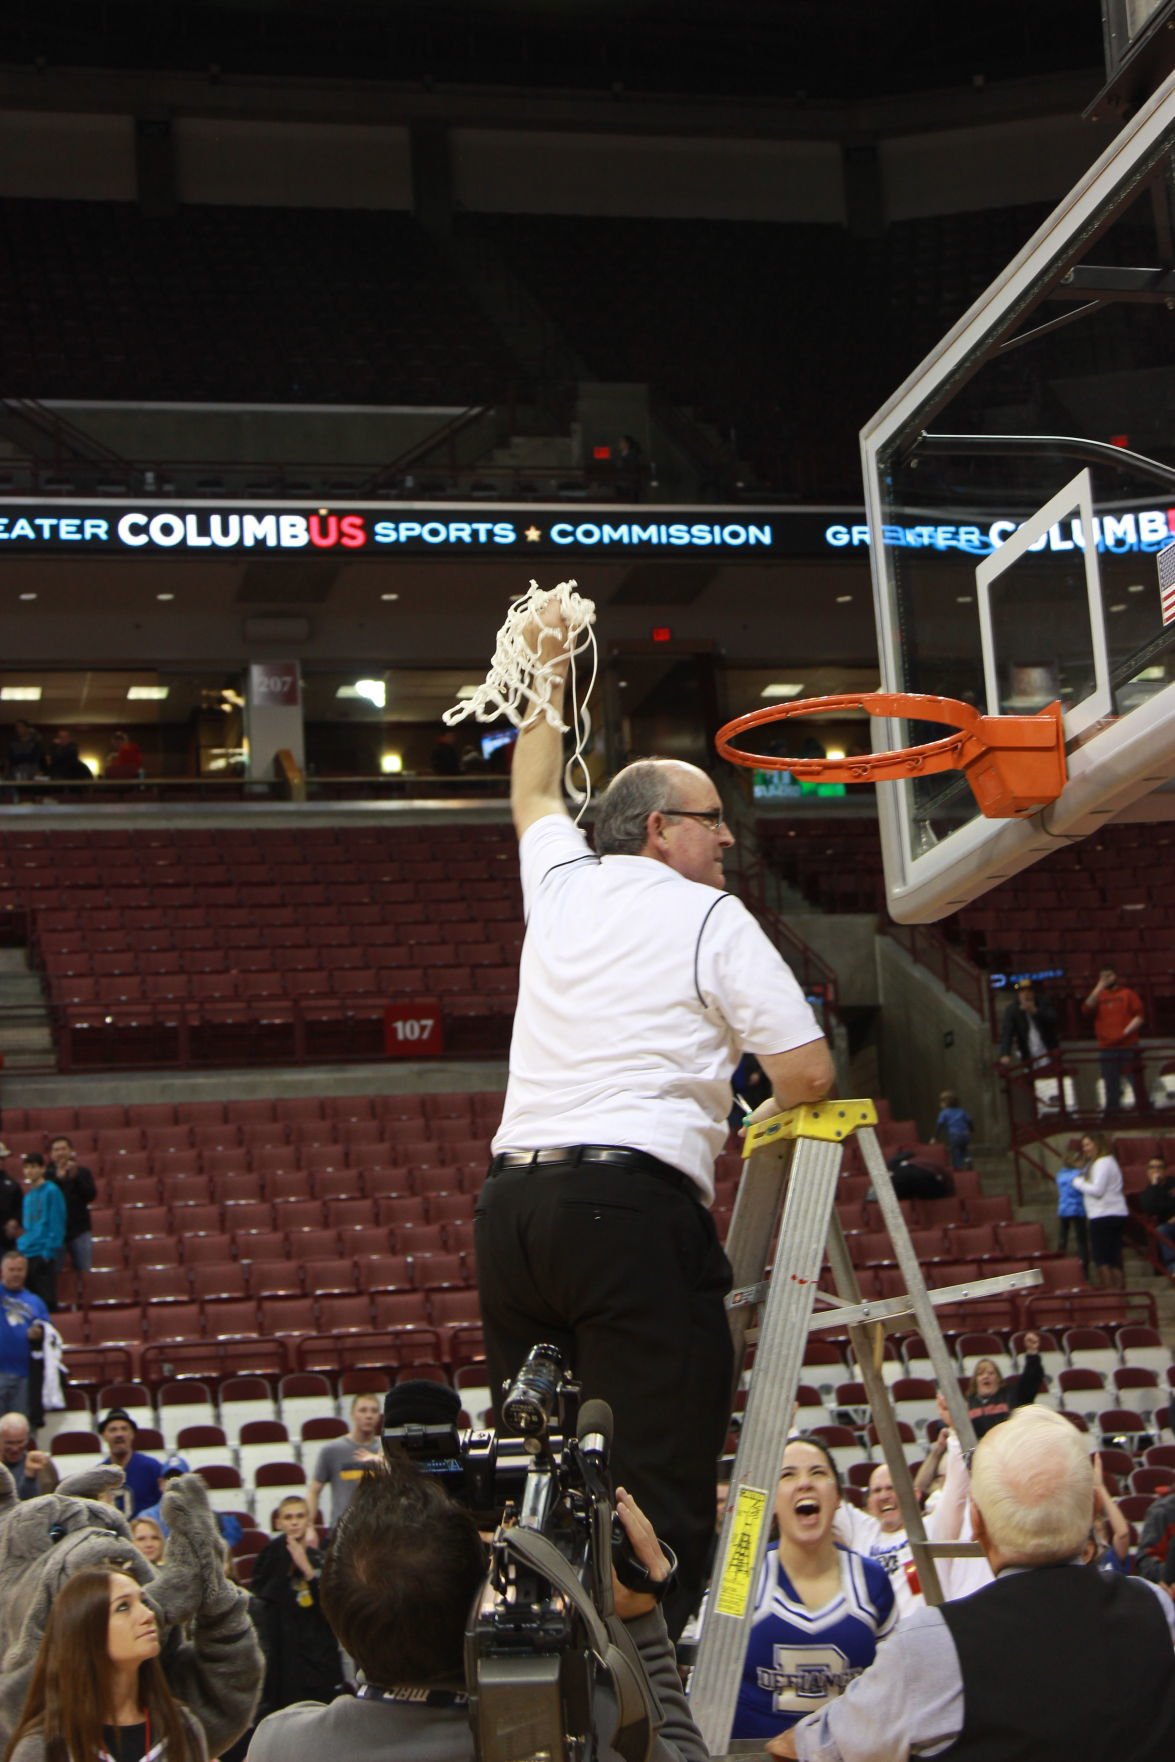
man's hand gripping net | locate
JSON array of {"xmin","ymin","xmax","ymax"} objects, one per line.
[{"xmin": 442, "ymin": 577, "xmax": 598, "ymax": 816}]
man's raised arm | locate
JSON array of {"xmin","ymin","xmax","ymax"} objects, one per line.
[{"xmin": 511, "ymin": 606, "xmax": 574, "ymax": 838}]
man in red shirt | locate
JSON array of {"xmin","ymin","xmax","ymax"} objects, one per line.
[{"xmin": 1083, "ymin": 967, "xmax": 1145, "ymax": 1115}]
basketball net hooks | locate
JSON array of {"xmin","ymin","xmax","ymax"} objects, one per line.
[{"xmin": 443, "ymin": 578, "xmax": 598, "ymax": 821}]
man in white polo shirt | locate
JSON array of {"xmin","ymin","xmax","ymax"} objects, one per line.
[{"xmin": 475, "ymin": 604, "xmax": 833, "ymax": 1636}]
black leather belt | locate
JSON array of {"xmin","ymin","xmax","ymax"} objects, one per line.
[{"xmin": 488, "ymin": 1144, "xmax": 692, "ymax": 1195}]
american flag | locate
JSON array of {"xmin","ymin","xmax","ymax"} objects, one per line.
[{"xmin": 1161, "ymin": 540, "xmax": 1175, "ymax": 628}]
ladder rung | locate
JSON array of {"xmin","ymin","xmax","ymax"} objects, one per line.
[{"xmin": 804, "ymin": 1266, "xmax": 1043, "ymax": 1331}]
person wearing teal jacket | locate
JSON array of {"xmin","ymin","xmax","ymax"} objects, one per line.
[{"xmin": 16, "ymin": 1155, "xmax": 66, "ymax": 1312}]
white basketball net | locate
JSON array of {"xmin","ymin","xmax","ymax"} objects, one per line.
[{"xmin": 442, "ymin": 577, "xmax": 598, "ymax": 818}]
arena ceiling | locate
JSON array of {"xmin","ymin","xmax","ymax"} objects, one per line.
[{"xmin": 7, "ymin": 1, "xmax": 1105, "ymax": 103}]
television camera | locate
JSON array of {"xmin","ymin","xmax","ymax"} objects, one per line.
[{"xmin": 383, "ymin": 1344, "xmax": 667, "ymax": 1762}]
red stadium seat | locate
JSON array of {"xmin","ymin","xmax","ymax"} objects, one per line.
[
  {"xmin": 259, "ymin": 1296, "xmax": 316, "ymax": 1336},
  {"xmin": 325, "ymin": 1197, "xmax": 375, "ymax": 1231},
  {"xmin": 411, "ymin": 1252, "xmax": 466, "ymax": 1291},
  {"xmin": 317, "ymin": 1294, "xmax": 374, "ymax": 1334},
  {"xmin": 179, "ymin": 1233, "xmax": 236, "ymax": 1267},
  {"xmin": 247, "ymin": 1261, "xmax": 304, "ymax": 1300},
  {"xmin": 204, "ymin": 1300, "xmax": 259, "ymax": 1339},
  {"xmin": 303, "ymin": 1259, "xmax": 357, "ymax": 1296},
  {"xmin": 165, "ymin": 1174, "xmax": 214, "ymax": 1208},
  {"xmin": 996, "ymin": 1222, "xmax": 1047, "ymax": 1259},
  {"xmin": 964, "ymin": 1196, "xmax": 1013, "ymax": 1226},
  {"xmin": 354, "ymin": 1254, "xmax": 412, "ymax": 1292},
  {"xmin": 223, "ymin": 1201, "xmax": 273, "ymax": 1235},
  {"xmin": 225, "ymin": 1100, "xmax": 276, "ymax": 1125},
  {"xmin": 274, "ymin": 1099, "xmax": 325, "ymax": 1125},
  {"xmin": 85, "ymin": 1269, "xmax": 135, "ymax": 1307},
  {"xmin": 177, "ymin": 1102, "xmax": 228, "ymax": 1127},
  {"xmin": 427, "ymin": 1193, "xmax": 472, "ymax": 1224},
  {"xmin": 137, "ymin": 1266, "xmax": 193, "ymax": 1305},
  {"xmin": 189, "ymin": 1263, "xmax": 249, "ymax": 1303},
  {"xmin": 376, "ymin": 1195, "xmax": 429, "ymax": 1230},
  {"xmin": 173, "ymin": 1204, "xmax": 223, "ymax": 1236},
  {"xmin": 272, "ymin": 1199, "xmax": 326, "ymax": 1233},
  {"xmin": 90, "ymin": 1306, "xmax": 146, "ymax": 1345},
  {"xmin": 371, "ymin": 1291, "xmax": 430, "ymax": 1329},
  {"xmin": 221, "ymin": 1174, "xmax": 265, "ymax": 1206},
  {"xmin": 267, "ymin": 1169, "xmax": 314, "ymax": 1203}
]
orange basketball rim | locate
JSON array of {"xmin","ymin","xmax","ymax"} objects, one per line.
[{"xmin": 715, "ymin": 691, "xmax": 1068, "ymax": 820}]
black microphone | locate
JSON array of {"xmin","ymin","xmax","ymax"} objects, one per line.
[{"xmin": 577, "ymin": 1398, "xmax": 613, "ymax": 1468}]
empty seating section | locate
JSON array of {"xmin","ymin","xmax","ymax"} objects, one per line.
[
  {"xmin": 951, "ymin": 824, "xmax": 1175, "ymax": 1033},
  {"xmin": 756, "ymin": 818, "xmax": 1175, "ymax": 1033},
  {"xmin": 470, "ymin": 205, "xmax": 1051, "ymax": 496},
  {"xmin": 757, "ymin": 818, "xmax": 887, "ymax": 914},
  {"xmin": 1, "ymin": 824, "xmax": 523, "ymax": 1065},
  {"xmin": 0, "ymin": 200, "xmax": 523, "ymax": 407},
  {"xmin": 0, "ymin": 200, "xmax": 1057, "ymax": 497},
  {"xmin": 22, "ymin": 1088, "xmax": 500, "ymax": 1387}
]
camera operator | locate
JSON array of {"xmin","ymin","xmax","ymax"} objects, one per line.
[{"xmin": 244, "ymin": 1453, "xmax": 707, "ymax": 1762}]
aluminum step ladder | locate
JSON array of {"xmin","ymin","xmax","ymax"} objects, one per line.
[{"xmin": 688, "ymin": 1099, "xmax": 1042, "ymax": 1758}]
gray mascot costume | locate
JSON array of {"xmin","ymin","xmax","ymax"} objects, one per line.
[{"xmin": 0, "ymin": 1461, "xmax": 263, "ymax": 1760}]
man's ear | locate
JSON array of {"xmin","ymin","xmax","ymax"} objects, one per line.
[
  {"xmin": 643, "ymin": 812, "xmax": 667, "ymax": 851},
  {"xmin": 969, "ymin": 1498, "xmax": 987, "ymax": 1553}
]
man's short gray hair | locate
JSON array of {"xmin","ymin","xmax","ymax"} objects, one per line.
[
  {"xmin": 971, "ymin": 1406, "xmax": 1093, "ymax": 1565},
  {"xmin": 592, "ymin": 759, "xmax": 683, "ymax": 855}
]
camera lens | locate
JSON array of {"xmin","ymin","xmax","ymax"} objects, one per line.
[{"xmin": 501, "ymin": 1343, "xmax": 565, "ymax": 1437}]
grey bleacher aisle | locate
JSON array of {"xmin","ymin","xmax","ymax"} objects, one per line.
[
  {"xmin": 0, "ymin": 1058, "xmax": 510, "ymax": 1111},
  {"xmin": 0, "ymin": 947, "xmax": 55, "ymax": 1071},
  {"xmin": 0, "ymin": 803, "xmax": 513, "ymax": 831}
]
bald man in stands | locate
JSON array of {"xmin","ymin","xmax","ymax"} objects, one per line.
[
  {"xmin": 773, "ymin": 1405, "xmax": 1175, "ymax": 1761},
  {"xmin": 0, "ymin": 1412, "xmax": 57, "ymax": 1500}
]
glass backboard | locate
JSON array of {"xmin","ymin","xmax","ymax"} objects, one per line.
[{"xmin": 862, "ymin": 69, "xmax": 1175, "ymax": 922}]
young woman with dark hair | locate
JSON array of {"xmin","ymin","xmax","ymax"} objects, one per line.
[
  {"xmin": 732, "ymin": 1436, "xmax": 896, "ymax": 1744},
  {"xmin": 5, "ymin": 1568, "xmax": 203, "ymax": 1762}
]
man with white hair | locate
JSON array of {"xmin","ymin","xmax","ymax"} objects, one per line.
[
  {"xmin": 476, "ymin": 603, "xmax": 833, "ymax": 1636},
  {"xmin": 772, "ymin": 1406, "xmax": 1175, "ymax": 1760}
]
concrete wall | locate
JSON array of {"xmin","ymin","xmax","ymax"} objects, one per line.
[
  {"xmin": 450, "ymin": 128, "xmax": 846, "ymax": 221},
  {"xmin": 876, "ymin": 935, "xmax": 1005, "ymax": 1149},
  {"xmin": 880, "ymin": 114, "xmax": 1111, "ymax": 220},
  {"xmin": 44, "ymin": 403, "xmax": 466, "ymax": 465},
  {"xmin": 0, "ymin": 106, "xmax": 1109, "ymax": 223},
  {"xmin": 790, "ymin": 913, "xmax": 880, "ymax": 1009},
  {"xmin": 0, "ymin": 111, "xmax": 413, "ymax": 208}
]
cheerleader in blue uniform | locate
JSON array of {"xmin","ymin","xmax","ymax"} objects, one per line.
[{"xmin": 732, "ymin": 1435, "xmax": 896, "ymax": 1743}]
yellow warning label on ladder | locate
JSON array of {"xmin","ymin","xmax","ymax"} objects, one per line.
[{"xmin": 715, "ymin": 1485, "xmax": 769, "ymax": 1618}]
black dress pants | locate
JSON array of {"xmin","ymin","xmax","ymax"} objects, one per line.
[
  {"xmin": 24, "ymin": 1255, "xmax": 57, "ymax": 1313},
  {"xmin": 474, "ymin": 1155, "xmax": 733, "ymax": 1639}
]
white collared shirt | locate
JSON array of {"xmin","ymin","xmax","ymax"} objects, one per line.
[{"xmin": 492, "ymin": 815, "xmax": 824, "ymax": 1201}]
